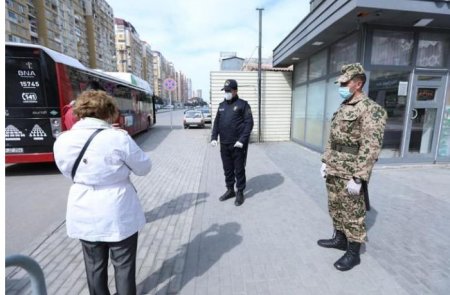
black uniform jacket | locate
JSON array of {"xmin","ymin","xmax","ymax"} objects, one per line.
[{"xmin": 211, "ymin": 95, "xmax": 254, "ymax": 144}]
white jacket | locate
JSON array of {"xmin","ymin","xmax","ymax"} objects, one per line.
[{"xmin": 53, "ymin": 117, "xmax": 151, "ymax": 242}]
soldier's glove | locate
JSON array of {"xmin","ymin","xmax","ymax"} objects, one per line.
[
  {"xmin": 210, "ymin": 140, "xmax": 218, "ymax": 147},
  {"xmin": 320, "ymin": 163, "xmax": 327, "ymax": 178},
  {"xmin": 346, "ymin": 178, "xmax": 362, "ymax": 196},
  {"xmin": 234, "ymin": 141, "xmax": 244, "ymax": 148}
]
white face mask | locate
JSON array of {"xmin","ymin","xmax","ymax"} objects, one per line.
[{"xmin": 224, "ymin": 92, "xmax": 232, "ymax": 100}]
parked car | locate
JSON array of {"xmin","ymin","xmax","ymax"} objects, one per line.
[
  {"xmin": 183, "ymin": 110, "xmax": 205, "ymax": 128},
  {"xmin": 200, "ymin": 108, "xmax": 212, "ymax": 123}
]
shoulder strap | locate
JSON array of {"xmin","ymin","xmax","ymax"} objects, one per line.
[{"xmin": 71, "ymin": 129, "xmax": 104, "ymax": 181}]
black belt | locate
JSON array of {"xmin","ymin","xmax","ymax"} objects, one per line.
[{"xmin": 331, "ymin": 143, "xmax": 359, "ymax": 155}]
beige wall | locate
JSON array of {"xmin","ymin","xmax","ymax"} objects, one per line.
[{"xmin": 210, "ymin": 71, "xmax": 292, "ymax": 142}]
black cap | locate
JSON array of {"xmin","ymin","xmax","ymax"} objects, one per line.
[{"xmin": 221, "ymin": 79, "xmax": 238, "ymax": 91}]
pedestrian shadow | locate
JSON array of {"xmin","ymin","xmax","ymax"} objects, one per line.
[
  {"xmin": 144, "ymin": 193, "xmax": 209, "ymax": 223},
  {"xmin": 244, "ymin": 173, "xmax": 284, "ymax": 199},
  {"xmin": 137, "ymin": 222, "xmax": 242, "ymax": 294}
]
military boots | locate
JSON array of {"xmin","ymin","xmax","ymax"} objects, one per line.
[
  {"xmin": 317, "ymin": 230, "xmax": 347, "ymax": 251},
  {"xmin": 234, "ymin": 190, "xmax": 245, "ymax": 206},
  {"xmin": 334, "ymin": 241, "xmax": 361, "ymax": 271},
  {"xmin": 219, "ymin": 188, "xmax": 236, "ymax": 201}
]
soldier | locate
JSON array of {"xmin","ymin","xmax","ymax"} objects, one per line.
[
  {"xmin": 318, "ymin": 63, "xmax": 387, "ymax": 271},
  {"xmin": 211, "ymin": 79, "xmax": 254, "ymax": 206}
]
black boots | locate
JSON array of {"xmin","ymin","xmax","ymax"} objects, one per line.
[
  {"xmin": 317, "ymin": 230, "xmax": 347, "ymax": 251},
  {"xmin": 219, "ymin": 188, "xmax": 235, "ymax": 201},
  {"xmin": 334, "ymin": 242, "xmax": 361, "ymax": 271},
  {"xmin": 234, "ymin": 190, "xmax": 244, "ymax": 206}
]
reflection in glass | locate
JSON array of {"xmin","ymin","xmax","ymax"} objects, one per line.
[
  {"xmin": 416, "ymin": 88, "xmax": 436, "ymax": 101},
  {"xmin": 305, "ymin": 80, "xmax": 326, "ymax": 147},
  {"xmin": 292, "ymin": 85, "xmax": 307, "ymax": 141},
  {"xmin": 309, "ymin": 50, "xmax": 327, "ymax": 80},
  {"xmin": 438, "ymin": 97, "xmax": 450, "ymax": 157},
  {"xmin": 323, "ymin": 78, "xmax": 342, "ymax": 147},
  {"xmin": 330, "ymin": 33, "xmax": 358, "ymax": 73},
  {"xmin": 294, "ymin": 60, "xmax": 308, "ymax": 85},
  {"xmin": 371, "ymin": 30, "xmax": 414, "ymax": 66},
  {"xmin": 369, "ymin": 71, "xmax": 410, "ymax": 158},
  {"xmin": 417, "ymin": 32, "xmax": 449, "ymax": 68},
  {"xmin": 408, "ymin": 108, "xmax": 436, "ymax": 154}
]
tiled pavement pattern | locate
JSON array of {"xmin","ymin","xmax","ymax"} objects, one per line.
[{"xmin": 6, "ymin": 113, "xmax": 450, "ymax": 294}]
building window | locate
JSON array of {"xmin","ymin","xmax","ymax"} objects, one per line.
[
  {"xmin": 294, "ymin": 60, "xmax": 308, "ymax": 85},
  {"xmin": 330, "ymin": 33, "xmax": 358, "ymax": 73},
  {"xmin": 368, "ymin": 71, "xmax": 411, "ymax": 158},
  {"xmin": 323, "ymin": 77, "xmax": 342, "ymax": 147},
  {"xmin": 371, "ymin": 30, "xmax": 414, "ymax": 66},
  {"xmin": 309, "ymin": 50, "xmax": 327, "ymax": 80},
  {"xmin": 305, "ymin": 80, "xmax": 326, "ymax": 147},
  {"xmin": 292, "ymin": 85, "xmax": 307, "ymax": 141},
  {"xmin": 417, "ymin": 32, "xmax": 450, "ymax": 68}
]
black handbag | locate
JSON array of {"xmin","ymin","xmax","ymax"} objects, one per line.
[{"xmin": 71, "ymin": 129, "xmax": 104, "ymax": 181}]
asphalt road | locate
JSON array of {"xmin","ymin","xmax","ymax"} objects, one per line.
[{"xmin": 5, "ymin": 109, "xmax": 201, "ymax": 257}]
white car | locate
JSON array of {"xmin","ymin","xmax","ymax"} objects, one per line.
[{"xmin": 183, "ymin": 110, "xmax": 205, "ymax": 128}]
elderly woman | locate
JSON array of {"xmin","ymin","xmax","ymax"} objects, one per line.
[{"xmin": 53, "ymin": 90, "xmax": 151, "ymax": 294}]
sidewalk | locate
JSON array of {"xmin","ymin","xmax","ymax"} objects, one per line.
[{"xmin": 6, "ymin": 119, "xmax": 450, "ymax": 294}]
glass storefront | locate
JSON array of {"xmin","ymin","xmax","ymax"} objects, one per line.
[
  {"xmin": 368, "ymin": 71, "xmax": 410, "ymax": 158},
  {"xmin": 305, "ymin": 80, "xmax": 326, "ymax": 147},
  {"xmin": 290, "ymin": 27, "xmax": 449, "ymax": 162},
  {"xmin": 438, "ymin": 91, "xmax": 450, "ymax": 157},
  {"xmin": 292, "ymin": 86, "xmax": 307, "ymax": 141}
]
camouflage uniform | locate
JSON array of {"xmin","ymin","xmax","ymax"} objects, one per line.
[{"xmin": 322, "ymin": 63, "xmax": 387, "ymax": 243}]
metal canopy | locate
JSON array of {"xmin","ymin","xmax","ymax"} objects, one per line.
[{"xmin": 273, "ymin": 0, "xmax": 450, "ymax": 67}]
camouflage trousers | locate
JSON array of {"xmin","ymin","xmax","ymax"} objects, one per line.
[{"xmin": 326, "ymin": 175, "xmax": 367, "ymax": 243}]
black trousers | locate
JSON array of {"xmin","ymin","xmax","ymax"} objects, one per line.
[
  {"xmin": 220, "ymin": 143, "xmax": 248, "ymax": 191},
  {"xmin": 80, "ymin": 232, "xmax": 138, "ymax": 295}
]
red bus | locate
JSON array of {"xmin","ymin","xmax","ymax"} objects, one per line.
[{"xmin": 5, "ymin": 42, "xmax": 155, "ymax": 164}]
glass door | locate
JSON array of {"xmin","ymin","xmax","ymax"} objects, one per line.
[{"xmin": 405, "ymin": 73, "xmax": 446, "ymax": 160}]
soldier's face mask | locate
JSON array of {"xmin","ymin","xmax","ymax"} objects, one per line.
[
  {"xmin": 224, "ymin": 92, "xmax": 232, "ymax": 100},
  {"xmin": 338, "ymin": 86, "xmax": 353, "ymax": 100}
]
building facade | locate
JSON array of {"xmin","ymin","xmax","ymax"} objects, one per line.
[
  {"xmin": 114, "ymin": 17, "xmax": 142, "ymax": 77},
  {"xmin": 141, "ymin": 41, "xmax": 154, "ymax": 89},
  {"xmin": 273, "ymin": 0, "xmax": 450, "ymax": 163},
  {"xmin": 89, "ymin": 0, "xmax": 116, "ymax": 71},
  {"xmin": 5, "ymin": 0, "xmax": 115, "ymax": 71}
]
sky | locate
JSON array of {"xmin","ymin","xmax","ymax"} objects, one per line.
[{"xmin": 107, "ymin": 0, "xmax": 310, "ymax": 100}]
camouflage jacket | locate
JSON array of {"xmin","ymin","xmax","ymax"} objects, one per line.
[{"xmin": 322, "ymin": 93, "xmax": 387, "ymax": 181}]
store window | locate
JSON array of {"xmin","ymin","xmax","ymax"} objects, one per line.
[
  {"xmin": 323, "ymin": 78, "xmax": 342, "ymax": 147},
  {"xmin": 368, "ymin": 71, "xmax": 411, "ymax": 158},
  {"xmin": 305, "ymin": 80, "xmax": 326, "ymax": 147},
  {"xmin": 330, "ymin": 33, "xmax": 358, "ymax": 73},
  {"xmin": 309, "ymin": 50, "xmax": 327, "ymax": 80},
  {"xmin": 292, "ymin": 85, "xmax": 307, "ymax": 141},
  {"xmin": 371, "ymin": 30, "xmax": 414, "ymax": 66},
  {"xmin": 294, "ymin": 60, "xmax": 308, "ymax": 85},
  {"xmin": 438, "ymin": 90, "xmax": 450, "ymax": 158},
  {"xmin": 417, "ymin": 32, "xmax": 450, "ymax": 68}
]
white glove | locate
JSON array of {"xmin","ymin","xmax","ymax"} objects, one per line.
[
  {"xmin": 346, "ymin": 178, "xmax": 362, "ymax": 196},
  {"xmin": 234, "ymin": 141, "xmax": 243, "ymax": 148},
  {"xmin": 320, "ymin": 163, "xmax": 327, "ymax": 178},
  {"xmin": 210, "ymin": 140, "xmax": 218, "ymax": 147}
]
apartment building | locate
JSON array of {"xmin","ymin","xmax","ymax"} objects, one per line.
[
  {"xmin": 5, "ymin": 0, "xmax": 115, "ymax": 71},
  {"xmin": 141, "ymin": 41, "xmax": 154, "ymax": 88},
  {"xmin": 114, "ymin": 17, "xmax": 142, "ymax": 77}
]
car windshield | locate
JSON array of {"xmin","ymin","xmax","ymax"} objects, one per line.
[
  {"xmin": 201, "ymin": 109, "xmax": 210, "ymax": 114},
  {"xmin": 185, "ymin": 111, "xmax": 202, "ymax": 118}
]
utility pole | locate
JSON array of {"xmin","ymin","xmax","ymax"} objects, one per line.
[{"xmin": 256, "ymin": 8, "xmax": 264, "ymax": 143}]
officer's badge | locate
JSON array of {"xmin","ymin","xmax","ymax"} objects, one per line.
[{"xmin": 233, "ymin": 106, "xmax": 238, "ymax": 111}]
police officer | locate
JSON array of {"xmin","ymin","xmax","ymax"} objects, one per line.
[
  {"xmin": 211, "ymin": 79, "xmax": 254, "ymax": 206},
  {"xmin": 318, "ymin": 63, "xmax": 387, "ymax": 271}
]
